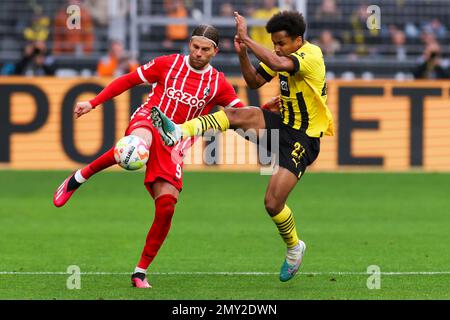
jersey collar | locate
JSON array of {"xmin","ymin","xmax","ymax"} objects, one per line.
[{"xmin": 184, "ymin": 55, "xmax": 212, "ymax": 74}]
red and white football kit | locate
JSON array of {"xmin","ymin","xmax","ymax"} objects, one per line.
[{"xmin": 89, "ymin": 54, "xmax": 244, "ymax": 194}]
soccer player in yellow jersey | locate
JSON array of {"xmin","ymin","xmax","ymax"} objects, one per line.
[{"xmin": 151, "ymin": 10, "xmax": 334, "ymax": 282}]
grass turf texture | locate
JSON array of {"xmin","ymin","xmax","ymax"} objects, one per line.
[{"xmin": 0, "ymin": 170, "xmax": 449, "ymax": 300}]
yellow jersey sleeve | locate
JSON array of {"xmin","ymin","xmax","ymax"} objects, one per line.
[
  {"xmin": 288, "ymin": 50, "xmax": 320, "ymax": 78},
  {"xmin": 256, "ymin": 62, "xmax": 277, "ymax": 82}
]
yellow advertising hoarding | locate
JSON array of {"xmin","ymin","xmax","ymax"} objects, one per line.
[{"xmin": 0, "ymin": 77, "xmax": 449, "ymax": 171}]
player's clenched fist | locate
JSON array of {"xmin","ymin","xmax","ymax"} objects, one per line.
[{"xmin": 74, "ymin": 101, "xmax": 93, "ymax": 118}]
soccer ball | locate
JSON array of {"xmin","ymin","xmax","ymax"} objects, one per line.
[{"xmin": 114, "ymin": 135, "xmax": 149, "ymax": 171}]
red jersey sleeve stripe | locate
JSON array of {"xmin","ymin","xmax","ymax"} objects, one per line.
[
  {"xmin": 224, "ymin": 98, "xmax": 243, "ymax": 108},
  {"xmin": 137, "ymin": 66, "xmax": 149, "ymax": 83}
]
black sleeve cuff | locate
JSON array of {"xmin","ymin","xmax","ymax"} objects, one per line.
[
  {"xmin": 256, "ymin": 65, "xmax": 274, "ymax": 82},
  {"xmin": 288, "ymin": 55, "xmax": 300, "ymax": 75}
]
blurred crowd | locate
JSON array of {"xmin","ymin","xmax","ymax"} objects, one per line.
[
  {"xmin": 0, "ymin": 0, "xmax": 449, "ymax": 79},
  {"xmin": 309, "ymin": 0, "xmax": 449, "ymax": 79},
  {"xmin": 1, "ymin": 0, "xmax": 137, "ymax": 76}
]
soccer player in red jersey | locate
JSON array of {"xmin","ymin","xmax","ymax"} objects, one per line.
[{"xmin": 52, "ymin": 25, "xmax": 262, "ymax": 288}]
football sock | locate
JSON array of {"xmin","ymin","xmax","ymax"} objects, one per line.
[
  {"xmin": 134, "ymin": 267, "xmax": 147, "ymax": 275},
  {"xmin": 80, "ymin": 147, "xmax": 116, "ymax": 180},
  {"xmin": 137, "ymin": 194, "xmax": 177, "ymax": 270},
  {"xmin": 271, "ymin": 205, "xmax": 299, "ymax": 249},
  {"xmin": 181, "ymin": 110, "xmax": 230, "ymax": 138},
  {"xmin": 286, "ymin": 242, "xmax": 302, "ymax": 265},
  {"xmin": 74, "ymin": 170, "xmax": 86, "ymax": 183}
]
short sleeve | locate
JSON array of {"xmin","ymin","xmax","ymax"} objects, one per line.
[
  {"xmin": 136, "ymin": 56, "xmax": 167, "ymax": 84},
  {"xmin": 215, "ymin": 74, "xmax": 244, "ymax": 108},
  {"xmin": 256, "ymin": 62, "xmax": 277, "ymax": 82},
  {"xmin": 289, "ymin": 51, "xmax": 314, "ymax": 76}
]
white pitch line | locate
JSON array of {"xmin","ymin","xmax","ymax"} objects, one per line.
[{"xmin": 1, "ymin": 271, "xmax": 450, "ymax": 276}]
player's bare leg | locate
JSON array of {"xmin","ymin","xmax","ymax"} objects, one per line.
[
  {"xmin": 224, "ymin": 107, "xmax": 266, "ymax": 131},
  {"xmin": 53, "ymin": 128, "xmax": 153, "ymax": 208},
  {"xmin": 129, "ymin": 127, "xmax": 153, "ymax": 147},
  {"xmin": 265, "ymin": 167, "xmax": 306, "ymax": 282},
  {"xmin": 131, "ymin": 180, "xmax": 179, "ymax": 288}
]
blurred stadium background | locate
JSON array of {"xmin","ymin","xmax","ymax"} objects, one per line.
[
  {"xmin": 0, "ymin": 0, "xmax": 449, "ymax": 171},
  {"xmin": 1, "ymin": 0, "xmax": 450, "ymax": 300},
  {"xmin": 1, "ymin": 0, "xmax": 450, "ymax": 78}
]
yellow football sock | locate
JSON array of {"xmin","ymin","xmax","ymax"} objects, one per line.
[
  {"xmin": 181, "ymin": 110, "xmax": 230, "ymax": 138},
  {"xmin": 271, "ymin": 205, "xmax": 299, "ymax": 248}
]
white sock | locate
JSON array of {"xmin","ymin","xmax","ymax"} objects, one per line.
[
  {"xmin": 74, "ymin": 169, "xmax": 87, "ymax": 183},
  {"xmin": 286, "ymin": 242, "xmax": 302, "ymax": 265},
  {"xmin": 134, "ymin": 267, "xmax": 147, "ymax": 274}
]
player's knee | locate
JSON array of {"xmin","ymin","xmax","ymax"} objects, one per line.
[
  {"xmin": 130, "ymin": 127, "xmax": 153, "ymax": 147},
  {"xmin": 155, "ymin": 194, "xmax": 177, "ymax": 217},
  {"xmin": 264, "ymin": 195, "xmax": 283, "ymax": 216},
  {"xmin": 225, "ymin": 107, "xmax": 261, "ymax": 130},
  {"xmin": 154, "ymin": 204, "xmax": 175, "ymax": 226}
]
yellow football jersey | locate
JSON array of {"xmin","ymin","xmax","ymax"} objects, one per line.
[{"xmin": 257, "ymin": 41, "xmax": 334, "ymax": 137}]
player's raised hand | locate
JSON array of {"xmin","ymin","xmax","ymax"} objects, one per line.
[
  {"xmin": 234, "ymin": 11, "xmax": 248, "ymax": 41},
  {"xmin": 74, "ymin": 101, "xmax": 93, "ymax": 119},
  {"xmin": 234, "ymin": 35, "xmax": 247, "ymax": 55}
]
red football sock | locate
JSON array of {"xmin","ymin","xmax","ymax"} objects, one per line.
[
  {"xmin": 137, "ymin": 194, "xmax": 177, "ymax": 270},
  {"xmin": 80, "ymin": 147, "xmax": 116, "ymax": 179}
]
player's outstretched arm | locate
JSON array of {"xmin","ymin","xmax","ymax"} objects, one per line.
[{"xmin": 76, "ymin": 71, "xmax": 144, "ymax": 119}]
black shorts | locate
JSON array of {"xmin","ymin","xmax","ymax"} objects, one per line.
[{"xmin": 260, "ymin": 109, "xmax": 320, "ymax": 179}]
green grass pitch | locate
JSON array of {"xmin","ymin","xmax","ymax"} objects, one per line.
[{"xmin": 0, "ymin": 170, "xmax": 449, "ymax": 300}]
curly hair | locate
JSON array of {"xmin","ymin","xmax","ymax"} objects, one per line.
[{"xmin": 266, "ymin": 11, "xmax": 306, "ymax": 39}]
